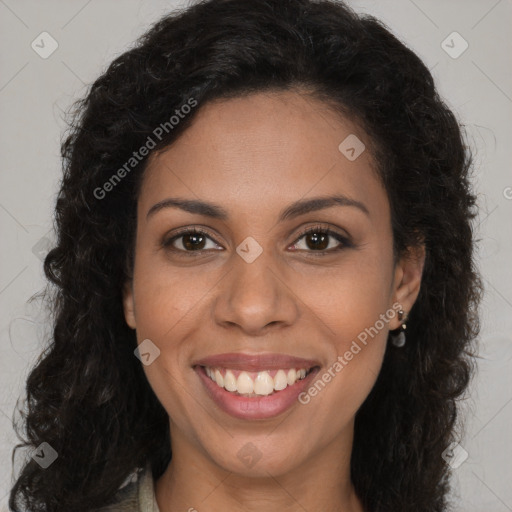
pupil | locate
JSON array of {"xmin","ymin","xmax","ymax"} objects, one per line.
[
  {"xmin": 184, "ymin": 233, "xmax": 206, "ymax": 250},
  {"xmin": 307, "ymin": 232, "xmax": 328, "ymax": 250}
]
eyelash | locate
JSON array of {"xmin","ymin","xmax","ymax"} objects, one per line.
[
  {"xmin": 293, "ymin": 225, "xmax": 352, "ymax": 255},
  {"xmin": 162, "ymin": 224, "xmax": 352, "ymax": 257}
]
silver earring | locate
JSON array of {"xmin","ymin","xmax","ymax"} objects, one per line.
[{"xmin": 391, "ymin": 309, "xmax": 407, "ymax": 347}]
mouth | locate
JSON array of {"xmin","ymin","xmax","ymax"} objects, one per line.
[
  {"xmin": 202, "ymin": 366, "xmax": 313, "ymax": 396},
  {"xmin": 193, "ymin": 353, "xmax": 321, "ymax": 420}
]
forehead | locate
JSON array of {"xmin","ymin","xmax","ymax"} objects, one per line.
[{"xmin": 139, "ymin": 90, "xmax": 389, "ymax": 224}]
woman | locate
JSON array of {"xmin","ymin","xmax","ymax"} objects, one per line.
[{"xmin": 9, "ymin": 0, "xmax": 482, "ymax": 511}]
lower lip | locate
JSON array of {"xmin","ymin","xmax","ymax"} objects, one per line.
[{"xmin": 195, "ymin": 366, "xmax": 320, "ymax": 420}]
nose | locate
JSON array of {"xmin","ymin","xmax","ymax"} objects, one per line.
[{"xmin": 212, "ymin": 246, "xmax": 299, "ymax": 336}]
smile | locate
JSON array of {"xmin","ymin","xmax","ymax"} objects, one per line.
[
  {"xmin": 204, "ymin": 366, "xmax": 311, "ymax": 396},
  {"xmin": 193, "ymin": 353, "xmax": 321, "ymax": 419}
]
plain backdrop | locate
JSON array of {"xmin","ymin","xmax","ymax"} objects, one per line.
[{"xmin": 0, "ymin": 1, "xmax": 511, "ymax": 510}]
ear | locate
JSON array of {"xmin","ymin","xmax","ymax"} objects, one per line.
[
  {"xmin": 122, "ymin": 281, "xmax": 137, "ymax": 329},
  {"xmin": 389, "ymin": 244, "xmax": 426, "ymax": 329}
]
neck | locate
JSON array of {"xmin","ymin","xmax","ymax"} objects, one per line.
[{"xmin": 155, "ymin": 425, "xmax": 364, "ymax": 512}]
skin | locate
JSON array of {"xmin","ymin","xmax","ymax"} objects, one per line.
[{"xmin": 123, "ymin": 89, "xmax": 425, "ymax": 512}]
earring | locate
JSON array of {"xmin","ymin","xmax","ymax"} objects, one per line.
[{"xmin": 391, "ymin": 309, "xmax": 407, "ymax": 347}]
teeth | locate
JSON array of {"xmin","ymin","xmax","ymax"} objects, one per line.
[
  {"xmin": 253, "ymin": 371, "xmax": 274, "ymax": 396},
  {"xmin": 204, "ymin": 366, "xmax": 310, "ymax": 395},
  {"xmin": 274, "ymin": 369, "xmax": 288, "ymax": 391},
  {"xmin": 237, "ymin": 372, "xmax": 254, "ymax": 394},
  {"xmin": 224, "ymin": 370, "xmax": 237, "ymax": 392},
  {"xmin": 214, "ymin": 369, "xmax": 224, "ymax": 388}
]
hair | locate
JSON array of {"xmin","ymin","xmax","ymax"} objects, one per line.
[{"xmin": 9, "ymin": 0, "xmax": 483, "ymax": 510}]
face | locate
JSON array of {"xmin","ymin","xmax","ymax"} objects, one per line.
[{"xmin": 123, "ymin": 90, "xmax": 424, "ymax": 478}]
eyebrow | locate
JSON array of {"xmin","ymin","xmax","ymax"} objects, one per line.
[{"xmin": 146, "ymin": 194, "xmax": 369, "ymax": 222}]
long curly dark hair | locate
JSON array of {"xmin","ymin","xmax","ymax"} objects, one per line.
[{"xmin": 9, "ymin": 0, "xmax": 483, "ymax": 510}]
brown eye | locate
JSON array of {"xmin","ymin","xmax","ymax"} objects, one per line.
[
  {"xmin": 290, "ymin": 226, "xmax": 351, "ymax": 254},
  {"xmin": 181, "ymin": 232, "xmax": 207, "ymax": 250},
  {"xmin": 163, "ymin": 228, "xmax": 222, "ymax": 253},
  {"xmin": 304, "ymin": 231, "xmax": 329, "ymax": 251}
]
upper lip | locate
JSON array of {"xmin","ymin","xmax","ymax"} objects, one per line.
[{"xmin": 193, "ymin": 352, "xmax": 321, "ymax": 371}]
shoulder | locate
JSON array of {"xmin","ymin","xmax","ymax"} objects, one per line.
[{"xmin": 93, "ymin": 465, "xmax": 160, "ymax": 512}]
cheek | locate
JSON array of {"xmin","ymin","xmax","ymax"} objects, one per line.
[
  {"xmin": 295, "ymin": 274, "xmax": 391, "ymax": 434},
  {"xmin": 132, "ymin": 246, "xmax": 213, "ymax": 338},
  {"xmin": 293, "ymin": 251, "xmax": 394, "ymax": 341},
  {"xmin": 130, "ymin": 258, "xmax": 208, "ymax": 434},
  {"xmin": 129, "ymin": 247, "xmax": 209, "ymax": 398},
  {"xmin": 291, "ymin": 252, "xmax": 393, "ymax": 406}
]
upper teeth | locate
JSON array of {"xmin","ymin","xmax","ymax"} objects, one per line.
[{"xmin": 205, "ymin": 367, "xmax": 308, "ymax": 396}]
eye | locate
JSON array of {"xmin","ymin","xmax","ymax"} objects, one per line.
[
  {"xmin": 162, "ymin": 224, "xmax": 352, "ymax": 257},
  {"xmin": 289, "ymin": 225, "xmax": 352, "ymax": 254},
  {"xmin": 162, "ymin": 227, "xmax": 222, "ymax": 254}
]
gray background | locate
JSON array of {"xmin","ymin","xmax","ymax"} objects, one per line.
[{"xmin": 0, "ymin": 0, "xmax": 511, "ymax": 510}]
